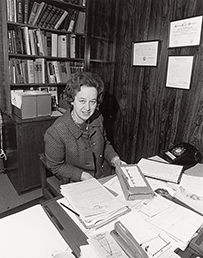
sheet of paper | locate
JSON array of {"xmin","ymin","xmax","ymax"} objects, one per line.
[
  {"xmin": 88, "ymin": 231, "xmax": 128, "ymax": 258},
  {"xmin": 180, "ymin": 173, "xmax": 203, "ymax": 197},
  {"xmin": 141, "ymin": 195, "xmax": 203, "ymax": 245},
  {"xmin": 0, "ymin": 205, "xmax": 68, "ymax": 258}
]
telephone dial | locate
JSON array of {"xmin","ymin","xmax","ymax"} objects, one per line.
[{"xmin": 159, "ymin": 142, "xmax": 202, "ymax": 168}]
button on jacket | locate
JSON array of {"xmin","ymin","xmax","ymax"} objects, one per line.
[{"xmin": 44, "ymin": 108, "xmax": 118, "ymax": 182}]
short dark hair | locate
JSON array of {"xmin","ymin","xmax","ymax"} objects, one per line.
[{"xmin": 63, "ymin": 72, "xmax": 104, "ymax": 105}]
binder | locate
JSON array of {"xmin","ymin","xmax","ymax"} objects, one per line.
[{"xmin": 115, "ymin": 164, "xmax": 154, "ymax": 200}]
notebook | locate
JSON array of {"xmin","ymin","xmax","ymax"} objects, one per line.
[{"xmin": 137, "ymin": 158, "xmax": 183, "ymax": 183}]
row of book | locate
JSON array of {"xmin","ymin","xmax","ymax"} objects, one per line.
[
  {"xmin": 8, "ymin": 27, "xmax": 85, "ymax": 58},
  {"xmin": 6, "ymin": 0, "xmax": 86, "ymax": 33},
  {"xmin": 9, "ymin": 58, "xmax": 84, "ymax": 84}
]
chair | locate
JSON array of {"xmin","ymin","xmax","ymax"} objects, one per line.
[{"xmin": 39, "ymin": 153, "xmax": 61, "ymax": 199}]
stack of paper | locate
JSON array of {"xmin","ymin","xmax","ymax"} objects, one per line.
[{"xmin": 60, "ymin": 178, "xmax": 130, "ymax": 229}]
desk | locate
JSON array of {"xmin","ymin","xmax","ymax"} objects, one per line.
[
  {"xmin": 0, "ymin": 175, "xmax": 202, "ymax": 258},
  {"xmin": 42, "ymin": 197, "xmax": 201, "ymax": 258},
  {"xmin": 42, "ymin": 174, "xmax": 202, "ymax": 258}
]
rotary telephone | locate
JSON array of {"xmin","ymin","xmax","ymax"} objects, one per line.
[{"xmin": 159, "ymin": 142, "xmax": 202, "ymax": 168}]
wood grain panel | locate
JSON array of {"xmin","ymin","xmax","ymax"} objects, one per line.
[{"xmin": 91, "ymin": 0, "xmax": 203, "ymax": 164}]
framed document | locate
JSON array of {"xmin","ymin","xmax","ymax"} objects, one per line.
[
  {"xmin": 132, "ymin": 40, "xmax": 159, "ymax": 66},
  {"xmin": 169, "ymin": 16, "xmax": 203, "ymax": 48},
  {"xmin": 166, "ymin": 56, "xmax": 194, "ymax": 90}
]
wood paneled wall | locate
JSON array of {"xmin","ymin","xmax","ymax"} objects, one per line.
[{"xmin": 94, "ymin": 0, "xmax": 203, "ymax": 163}]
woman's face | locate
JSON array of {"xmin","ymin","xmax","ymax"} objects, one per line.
[{"xmin": 72, "ymin": 85, "xmax": 98, "ymax": 124}]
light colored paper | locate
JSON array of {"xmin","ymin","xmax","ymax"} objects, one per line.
[{"xmin": 0, "ymin": 205, "xmax": 69, "ymax": 258}]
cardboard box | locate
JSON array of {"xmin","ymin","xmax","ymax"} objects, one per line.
[
  {"xmin": 12, "ymin": 91, "xmax": 51, "ymax": 119},
  {"xmin": 37, "ymin": 92, "xmax": 52, "ymax": 117}
]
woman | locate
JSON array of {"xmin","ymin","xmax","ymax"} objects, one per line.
[{"xmin": 44, "ymin": 72, "xmax": 124, "ymax": 183}]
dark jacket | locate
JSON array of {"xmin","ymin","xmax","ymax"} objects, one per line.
[{"xmin": 44, "ymin": 108, "xmax": 118, "ymax": 183}]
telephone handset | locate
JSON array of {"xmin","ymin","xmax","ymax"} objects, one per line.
[{"xmin": 159, "ymin": 142, "xmax": 202, "ymax": 168}]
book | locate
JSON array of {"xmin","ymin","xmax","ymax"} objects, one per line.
[
  {"xmin": 58, "ymin": 35, "xmax": 67, "ymax": 57},
  {"xmin": 137, "ymin": 158, "xmax": 184, "ymax": 183},
  {"xmin": 41, "ymin": 5, "xmax": 55, "ymax": 28},
  {"xmin": 67, "ymin": 10, "xmax": 78, "ymax": 32},
  {"xmin": 54, "ymin": 10, "xmax": 68, "ymax": 30},
  {"xmin": 22, "ymin": 26, "xmax": 30, "ymax": 55},
  {"xmin": 28, "ymin": 29, "xmax": 37, "ymax": 55},
  {"xmin": 70, "ymin": 34, "xmax": 76, "ymax": 58},
  {"xmin": 23, "ymin": 0, "xmax": 29, "ymax": 24},
  {"xmin": 52, "ymin": 61, "xmax": 61, "ymax": 83},
  {"xmin": 16, "ymin": 0, "xmax": 23, "ymax": 23},
  {"xmin": 49, "ymin": 7, "xmax": 64, "ymax": 29},
  {"xmin": 51, "ymin": 33, "xmax": 58, "ymax": 57},
  {"xmin": 45, "ymin": 31, "xmax": 52, "ymax": 56},
  {"xmin": 60, "ymin": 61, "xmax": 71, "ymax": 83},
  {"xmin": 46, "ymin": 61, "xmax": 56, "ymax": 83},
  {"xmin": 37, "ymin": 4, "xmax": 52, "ymax": 27},
  {"xmin": 46, "ymin": 6, "xmax": 60, "ymax": 29},
  {"xmin": 28, "ymin": 1, "xmax": 40, "ymax": 24},
  {"xmin": 74, "ymin": 11, "xmax": 86, "ymax": 34},
  {"xmin": 35, "ymin": 58, "xmax": 45, "ymax": 83},
  {"xmin": 26, "ymin": 59, "xmax": 35, "ymax": 83},
  {"xmin": 35, "ymin": 29, "xmax": 45, "ymax": 56},
  {"xmin": 32, "ymin": 2, "xmax": 46, "ymax": 25},
  {"xmin": 34, "ymin": 2, "xmax": 48, "ymax": 26}
]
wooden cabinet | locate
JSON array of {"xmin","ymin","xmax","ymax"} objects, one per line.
[{"xmin": 3, "ymin": 114, "xmax": 58, "ymax": 193}]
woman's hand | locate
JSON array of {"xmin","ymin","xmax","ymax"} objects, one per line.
[
  {"xmin": 111, "ymin": 156, "xmax": 127, "ymax": 167},
  {"xmin": 81, "ymin": 171, "xmax": 94, "ymax": 181}
]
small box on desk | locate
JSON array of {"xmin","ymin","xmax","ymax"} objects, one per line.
[
  {"xmin": 116, "ymin": 164, "xmax": 154, "ymax": 200},
  {"xmin": 11, "ymin": 91, "xmax": 51, "ymax": 119}
]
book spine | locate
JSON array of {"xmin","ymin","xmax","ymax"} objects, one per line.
[
  {"xmin": 6, "ymin": 0, "xmax": 11, "ymax": 21},
  {"xmin": 23, "ymin": 0, "xmax": 29, "ymax": 24},
  {"xmin": 37, "ymin": 4, "xmax": 52, "ymax": 27},
  {"xmin": 22, "ymin": 26, "xmax": 31, "ymax": 55},
  {"xmin": 47, "ymin": 61, "xmax": 56, "ymax": 83},
  {"xmin": 46, "ymin": 6, "xmax": 61, "ymax": 29},
  {"xmin": 58, "ymin": 35, "xmax": 67, "ymax": 57},
  {"xmin": 42, "ymin": 6, "xmax": 55, "ymax": 28},
  {"xmin": 16, "ymin": 0, "xmax": 23, "ymax": 23},
  {"xmin": 26, "ymin": 59, "xmax": 35, "ymax": 83},
  {"xmin": 28, "ymin": 1, "xmax": 40, "ymax": 25},
  {"xmin": 51, "ymin": 33, "xmax": 58, "ymax": 57},
  {"xmin": 35, "ymin": 29, "xmax": 45, "ymax": 56},
  {"xmin": 67, "ymin": 10, "xmax": 78, "ymax": 32},
  {"xmin": 54, "ymin": 10, "xmax": 68, "ymax": 30},
  {"xmin": 32, "ymin": 1, "xmax": 45, "ymax": 26},
  {"xmin": 52, "ymin": 61, "xmax": 61, "ymax": 83},
  {"xmin": 28, "ymin": 29, "xmax": 36, "ymax": 55},
  {"xmin": 70, "ymin": 34, "xmax": 76, "ymax": 58},
  {"xmin": 45, "ymin": 31, "xmax": 52, "ymax": 56}
]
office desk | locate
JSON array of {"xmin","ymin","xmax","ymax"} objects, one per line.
[{"xmin": 41, "ymin": 173, "xmax": 202, "ymax": 258}]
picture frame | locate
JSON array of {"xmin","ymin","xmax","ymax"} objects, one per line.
[
  {"xmin": 169, "ymin": 16, "xmax": 203, "ymax": 48},
  {"xmin": 132, "ymin": 40, "xmax": 159, "ymax": 66},
  {"xmin": 166, "ymin": 56, "xmax": 194, "ymax": 90}
]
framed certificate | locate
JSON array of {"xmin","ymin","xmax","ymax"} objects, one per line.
[
  {"xmin": 132, "ymin": 40, "xmax": 159, "ymax": 66},
  {"xmin": 169, "ymin": 16, "xmax": 203, "ymax": 48},
  {"xmin": 166, "ymin": 56, "xmax": 194, "ymax": 90}
]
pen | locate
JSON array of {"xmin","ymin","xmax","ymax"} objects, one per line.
[{"xmin": 60, "ymin": 202, "xmax": 80, "ymax": 217}]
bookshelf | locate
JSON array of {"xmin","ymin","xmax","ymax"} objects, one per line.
[
  {"xmin": 1, "ymin": 0, "xmax": 89, "ymax": 193},
  {"xmin": 5, "ymin": 0, "xmax": 87, "ymax": 107}
]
